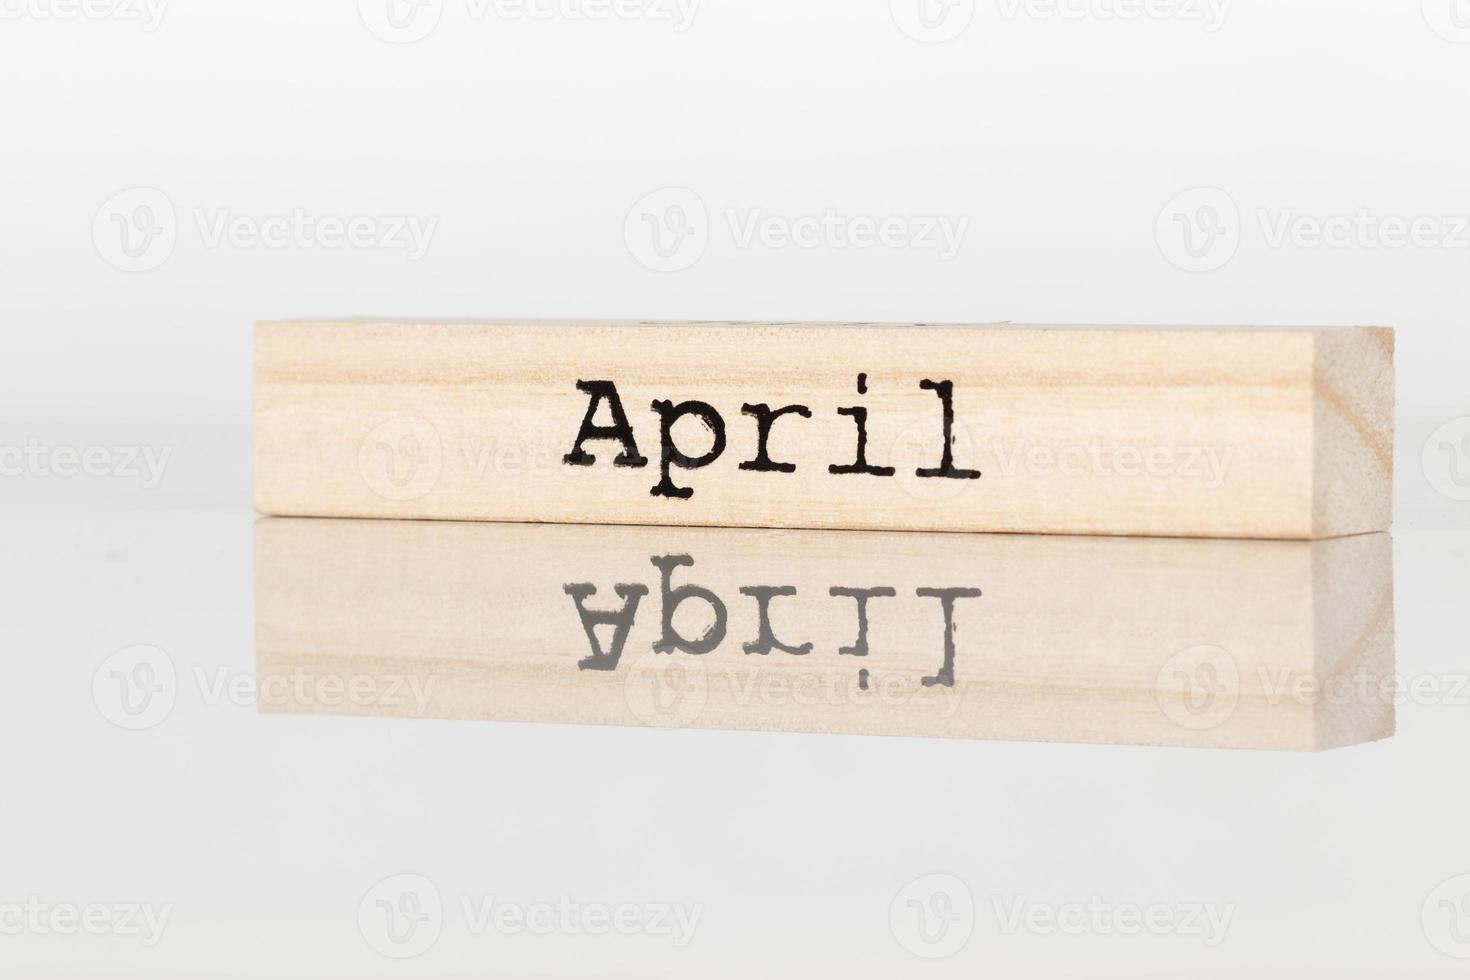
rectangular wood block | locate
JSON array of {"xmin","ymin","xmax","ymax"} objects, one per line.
[
  {"xmin": 253, "ymin": 320, "xmax": 1394, "ymax": 538},
  {"xmin": 254, "ymin": 518, "xmax": 1395, "ymax": 751}
]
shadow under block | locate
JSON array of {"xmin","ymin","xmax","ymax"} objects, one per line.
[
  {"xmin": 252, "ymin": 321, "xmax": 1394, "ymax": 539},
  {"xmin": 254, "ymin": 519, "xmax": 1395, "ymax": 751}
]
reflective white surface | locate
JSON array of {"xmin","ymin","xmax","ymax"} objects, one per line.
[{"xmin": 2, "ymin": 501, "xmax": 1467, "ymax": 975}]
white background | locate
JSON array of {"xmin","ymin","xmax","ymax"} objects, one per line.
[{"xmin": 2, "ymin": 0, "xmax": 1469, "ymax": 976}]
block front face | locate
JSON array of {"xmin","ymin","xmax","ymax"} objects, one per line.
[{"xmin": 252, "ymin": 320, "xmax": 1373, "ymax": 538}]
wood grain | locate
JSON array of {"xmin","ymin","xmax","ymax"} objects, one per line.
[
  {"xmin": 254, "ymin": 518, "xmax": 1395, "ymax": 751},
  {"xmin": 252, "ymin": 320, "xmax": 1394, "ymax": 539}
]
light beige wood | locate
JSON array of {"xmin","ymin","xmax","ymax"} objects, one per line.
[
  {"xmin": 253, "ymin": 320, "xmax": 1394, "ymax": 539},
  {"xmin": 254, "ymin": 518, "xmax": 1394, "ymax": 751}
]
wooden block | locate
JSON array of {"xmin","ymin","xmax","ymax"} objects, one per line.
[
  {"xmin": 253, "ymin": 320, "xmax": 1394, "ymax": 539},
  {"xmin": 254, "ymin": 518, "xmax": 1395, "ymax": 751}
]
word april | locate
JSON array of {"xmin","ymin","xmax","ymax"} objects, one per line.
[
  {"xmin": 564, "ymin": 553, "xmax": 982, "ymax": 691},
  {"xmin": 562, "ymin": 374, "xmax": 980, "ymax": 499}
]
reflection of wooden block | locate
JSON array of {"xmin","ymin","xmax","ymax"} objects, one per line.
[
  {"xmin": 253, "ymin": 320, "xmax": 1393, "ymax": 539},
  {"xmin": 254, "ymin": 519, "xmax": 1394, "ymax": 751}
]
